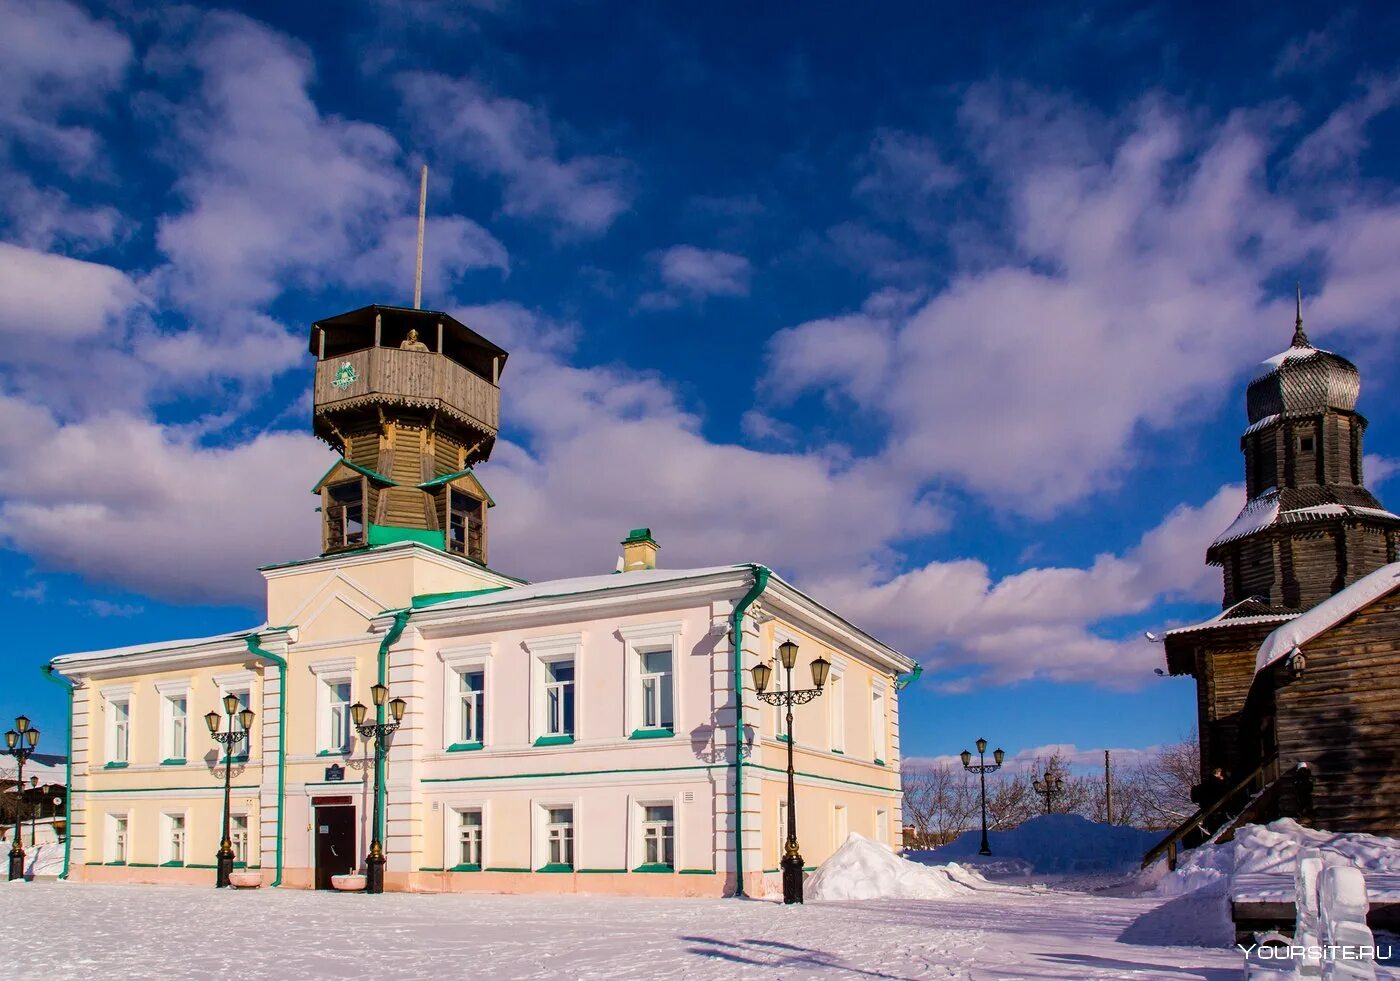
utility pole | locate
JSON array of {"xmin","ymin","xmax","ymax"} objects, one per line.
[
  {"xmin": 413, "ymin": 164, "xmax": 428, "ymax": 310},
  {"xmin": 1104, "ymin": 749, "xmax": 1113, "ymax": 824}
]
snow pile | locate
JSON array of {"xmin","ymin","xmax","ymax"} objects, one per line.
[
  {"xmin": 806, "ymin": 832, "xmax": 991, "ymax": 901},
  {"xmin": 1152, "ymin": 819, "xmax": 1400, "ymax": 897},
  {"xmin": 25, "ymin": 842, "xmax": 64, "ymax": 878},
  {"xmin": 919, "ymin": 814, "xmax": 1163, "ymax": 874}
]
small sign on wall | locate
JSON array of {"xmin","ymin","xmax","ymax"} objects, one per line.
[{"xmin": 324, "ymin": 764, "xmax": 345, "ymax": 782}]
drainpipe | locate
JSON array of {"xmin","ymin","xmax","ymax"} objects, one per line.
[
  {"xmin": 245, "ymin": 634, "xmax": 289, "ymax": 887},
  {"xmin": 375, "ymin": 611, "xmax": 412, "ymax": 847},
  {"xmin": 894, "ymin": 663, "xmax": 923, "ymax": 690},
  {"xmin": 730, "ymin": 564, "xmax": 770, "ymax": 898},
  {"xmin": 39, "ymin": 665, "xmax": 74, "ymax": 881}
]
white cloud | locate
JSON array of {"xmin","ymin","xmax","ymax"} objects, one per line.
[
  {"xmin": 398, "ymin": 72, "xmax": 632, "ymax": 237},
  {"xmin": 910, "ymin": 743, "xmax": 1166, "ymax": 772},
  {"xmin": 1288, "ymin": 72, "xmax": 1400, "ymax": 177},
  {"xmin": 854, "ymin": 128, "xmax": 960, "ymax": 209},
  {"xmin": 0, "ymin": 242, "xmax": 141, "ymax": 338},
  {"xmin": 638, "ymin": 246, "xmax": 751, "ymax": 309}
]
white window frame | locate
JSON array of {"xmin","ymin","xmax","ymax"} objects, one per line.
[
  {"xmin": 214, "ymin": 671, "xmax": 256, "ymax": 762},
  {"xmin": 533, "ymin": 799, "xmax": 579, "ymax": 871},
  {"xmin": 620, "ymin": 621, "xmax": 683, "ymax": 738},
  {"xmin": 832, "ymin": 803, "xmax": 848, "ymax": 850},
  {"xmin": 828, "ymin": 661, "xmax": 846, "ymax": 754},
  {"xmin": 632, "ymin": 797, "xmax": 677, "ymax": 871},
  {"xmin": 107, "ymin": 811, "xmax": 130, "ymax": 864},
  {"xmin": 450, "ymin": 805, "xmax": 486, "ymax": 870},
  {"xmin": 310, "ymin": 658, "xmax": 357, "ymax": 755},
  {"xmin": 440, "ymin": 645, "xmax": 492, "ymax": 751},
  {"xmin": 162, "ymin": 810, "xmax": 189, "ymax": 866},
  {"xmin": 871, "ymin": 680, "xmax": 888, "ymax": 764},
  {"xmin": 770, "ymin": 629, "xmax": 799, "ymax": 740},
  {"xmin": 526, "ymin": 635, "xmax": 582, "ymax": 744},
  {"xmin": 102, "ymin": 685, "xmax": 134, "ymax": 765},
  {"xmin": 777, "ymin": 799, "xmax": 788, "ymax": 863},
  {"xmin": 876, "ymin": 808, "xmax": 890, "ymax": 847},
  {"xmin": 155, "ymin": 679, "xmax": 191, "ymax": 764},
  {"xmin": 231, "ymin": 812, "xmax": 251, "ymax": 866}
]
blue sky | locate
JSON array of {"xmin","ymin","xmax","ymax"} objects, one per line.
[{"xmin": 4, "ymin": 0, "xmax": 1400, "ymax": 772}]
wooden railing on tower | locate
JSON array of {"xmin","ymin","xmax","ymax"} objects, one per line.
[{"xmin": 314, "ymin": 347, "xmax": 499, "ymax": 434}]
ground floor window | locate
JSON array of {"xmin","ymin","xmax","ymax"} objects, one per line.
[
  {"xmin": 457, "ymin": 809, "xmax": 483, "ymax": 869},
  {"xmin": 164, "ymin": 813, "xmax": 186, "ymax": 866},
  {"xmin": 546, "ymin": 807, "xmax": 574, "ymax": 869},
  {"xmin": 110, "ymin": 814, "xmax": 128, "ymax": 864},
  {"xmin": 641, "ymin": 804, "xmax": 674, "ymax": 868},
  {"xmin": 231, "ymin": 814, "xmax": 249, "ymax": 865}
]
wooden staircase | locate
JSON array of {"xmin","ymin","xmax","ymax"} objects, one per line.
[{"xmin": 1142, "ymin": 757, "xmax": 1284, "ymax": 871}]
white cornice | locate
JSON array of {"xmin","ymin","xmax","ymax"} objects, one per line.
[
  {"xmin": 260, "ymin": 541, "xmax": 522, "ymax": 592},
  {"xmin": 759, "ymin": 578, "xmax": 911, "ymax": 674},
  {"xmin": 439, "ymin": 643, "xmax": 493, "ymax": 666},
  {"xmin": 308, "ymin": 656, "xmax": 357, "ymax": 677},
  {"xmin": 522, "ymin": 633, "xmax": 583, "ymax": 657}
]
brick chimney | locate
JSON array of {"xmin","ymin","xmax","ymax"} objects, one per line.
[{"xmin": 620, "ymin": 528, "xmax": 659, "ymax": 571}]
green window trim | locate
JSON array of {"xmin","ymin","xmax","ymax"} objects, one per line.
[
  {"xmin": 679, "ymin": 869, "xmax": 717, "ymax": 875},
  {"xmin": 628, "ymin": 728, "xmax": 674, "ymax": 740},
  {"xmin": 874, "ymin": 758, "xmax": 887, "ymax": 767},
  {"xmin": 533, "ymin": 734, "xmax": 575, "ymax": 747},
  {"xmin": 160, "ymin": 758, "xmax": 186, "ymax": 766},
  {"xmin": 104, "ymin": 861, "xmax": 127, "ymax": 867},
  {"xmin": 535, "ymin": 863, "xmax": 573, "ymax": 873},
  {"xmin": 449, "ymin": 863, "xmax": 482, "ymax": 872},
  {"xmin": 447, "ymin": 741, "xmax": 484, "ymax": 752},
  {"xmin": 776, "ymin": 734, "xmax": 791, "ymax": 743},
  {"xmin": 418, "ymin": 866, "xmax": 445, "ymax": 872},
  {"xmin": 316, "ymin": 749, "xmax": 349, "ymax": 758},
  {"xmin": 577, "ymin": 868, "xmax": 627, "ymax": 874},
  {"xmin": 831, "ymin": 749, "xmax": 845, "ymax": 755},
  {"xmin": 632, "ymin": 863, "xmax": 674, "ymax": 873},
  {"xmin": 484, "ymin": 866, "xmax": 531, "ymax": 873},
  {"xmin": 128, "ymin": 862, "xmax": 157, "ymax": 868},
  {"xmin": 104, "ymin": 761, "xmax": 129, "ymax": 769},
  {"xmin": 159, "ymin": 861, "xmax": 185, "ymax": 868}
]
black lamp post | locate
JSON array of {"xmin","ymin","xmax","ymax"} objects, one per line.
[
  {"xmin": 28, "ymin": 776, "xmax": 38, "ymax": 846},
  {"xmin": 351, "ymin": 684, "xmax": 406, "ymax": 895},
  {"xmin": 752, "ymin": 639, "xmax": 831, "ymax": 905},
  {"xmin": 1033, "ymin": 768, "xmax": 1064, "ymax": 814},
  {"xmin": 959, "ymin": 738, "xmax": 1005, "ymax": 857},
  {"xmin": 205, "ymin": 694, "xmax": 254, "ymax": 888},
  {"xmin": 4, "ymin": 715, "xmax": 40, "ymax": 881}
]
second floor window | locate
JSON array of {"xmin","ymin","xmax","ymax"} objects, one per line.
[
  {"xmin": 544, "ymin": 661, "xmax": 574, "ymax": 737},
  {"xmin": 165, "ymin": 695, "xmax": 187, "ymax": 761},
  {"xmin": 458, "ymin": 810, "xmax": 483, "ymax": 868},
  {"xmin": 325, "ymin": 680, "xmax": 352, "ymax": 753},
  {"xmin": 110, "ymin": 699, "xmax": 129, "ymax": 763},
  {"xmin": 640, "ymin": 650, "xmax": 673, "ymax": 730},
  {"xmin": 458, "ymin": 670, "xmax": 485, "ymax": 744}
]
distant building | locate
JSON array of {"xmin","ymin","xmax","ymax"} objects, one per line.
[
  {"xmin": 1159, "ymin": 296, "xmax": 1400, "ymax": 844},
  {"xmin": 47, "ymin": 304, "xmax": 914, "ymax": 896}
]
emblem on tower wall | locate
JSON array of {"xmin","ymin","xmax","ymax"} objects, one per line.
[{"xmin": 331, "ymin": 361, "xmax": 358, "ymax": 390}]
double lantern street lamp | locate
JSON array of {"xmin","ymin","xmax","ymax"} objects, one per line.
[
  {"xmin": 205, "ymin": 695, "xmax": 255, "ymax": 888},
  {"xmin": 1034, "ymin": 768, "xmax": 1065, "ymax": 814},
  {"xmin": 752, "ymin": 640, "xmax": 831, "ymax": 906},
  {"xmin": 960, "ymin": 738, "xmax": 1005, "ymax": 857},
  {"xmin": 4, "ymin": 716, "xmax": 40, "ymax": 881},
  {"xmin": 351, "ymin": 684, "xmax": 406, "ymax": 895}
]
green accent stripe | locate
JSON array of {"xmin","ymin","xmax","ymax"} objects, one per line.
[
  {"xmin": 422, "ymin": 764, "xmax": 722, "ymax": 785},
  {"xmin": 746, "ymin": 764, "xmax": 899, "ymax": 794},
  {"xmin": 484, "ymin": 867, "xmax": 531, "ymax": 873},
  {"xmin": 367, "ymin": 524, "xmax": 446, "ymax": 550},
  {"xmin": 245, "ymin": 633, "xmax": 290, "ymax": 888},
  {"xmin": 578, "ymin": 868, "xmax": 627, "ymax": 874},
  {"xmin": 679, "ymin": 869, "xmax": 717, "ymax": 875},
  {"xmin": 628, "ymin": 728, "xmax": 674, "ymax": 740},
  {"xmin": 732, "ymin": 564, "xmax": 770, "ymax": 899},
  {"xmin": 413, "ymin": 588, "xmax": 509, "ymax": 609}
]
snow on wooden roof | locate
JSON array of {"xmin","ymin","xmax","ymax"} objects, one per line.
[
  {"xmin": 1164, "ymin": 597, "xmax": 1297, "ymax": 638},
  {"xmin": 1256, "ymin": 562, "xmax": 1400, "ymax": 674},
  {"xmin": 1211, "ymin": 490, "xmax": 1281, "ymax": 548}
]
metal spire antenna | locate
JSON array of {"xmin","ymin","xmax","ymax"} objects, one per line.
[
  {"xmin": 1292, "ymin": 281, "xmax": 1310, "ymax": 348},
  {"xmin": 413, "ymin": 164, "xmax": 428, "ymax": 310}
]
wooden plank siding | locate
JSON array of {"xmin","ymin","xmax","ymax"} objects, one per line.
[
  {"xmin": 1204, "ymin": 649, "xmax": 1258, "ymax": 781},
  {"xmin": 1269, "ymin": 588, "xmax": 1400, "ymax": 835},
  {"xmin": 313, "ymin": 347, "xmax": 499, "ymax": 434}
]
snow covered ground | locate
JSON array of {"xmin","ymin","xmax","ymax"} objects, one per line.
[{"xmin": 0, "ymin": 878, "xmax": 1243, "ymax": 979}]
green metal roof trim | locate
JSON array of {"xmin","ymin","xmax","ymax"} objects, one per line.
[
  {"xmin": 417, "ymin": 467, "xmax": 496, "ymax": 506},
  {"xmin": 367, "ymin": 524, "xmax": 446, "ymax": 549},
  {"xmin": 623, "ymin": 527, "xmax": 656, "ymax": 545},
  {"xmin": 310, "ymin": 457, "xmax": 397, "ymax": 492},
  {"xmin": 411, "ymin": 586, "xmax": 513, "ymax": 609}
]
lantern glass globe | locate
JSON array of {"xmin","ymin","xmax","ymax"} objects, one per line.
[
  {"xmin": 750, "ymin": 661, "xmax": 772, "ymax": 694},
  {"xmin": 371, "ymin": 684, "xmax": 388, "ymax": 708},
  {"xmin": 810, "ymin": 656, "xmax": 831, "ymax": 689},
  {"xmin": 994, "ymin": 748, "xmax": 1005, "ymax": 765},
  {"xmin": 778, "ymin": 640, "xmax": 799, "ymax": 671},
  {"xmin": 223, "ymin": 692, "xmax": 240, "ymax": 716},
  {"xmin": 959, "ymin": 749, "xmax": 972, "ymax": 768},
  {"xmin": 976, "ymin": 738, "xmax": 988, "ymax": 755},
  {"xmin": 239, "ymin": 708, "xmax": 255, "ymax": 731},
  {"xmin": 390, "ymin": 697, "xmax": 406, "ymax": 723},
  {"xmin": 205, "ymin": 711, "xmax": 221, "ymax": 734},
  {"xmin": 350, "ymin": 702, "xmax": 368, "ymax": 727}
]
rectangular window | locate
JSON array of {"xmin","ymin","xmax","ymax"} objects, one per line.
[
  {"xmin": 111, "ymin": 699, "xmax": 130, "ymax": 764},
  {"xmin": 833, "ymin": 804, "xmax": 848, "ymax": 848},
  {"xmin": 876, "ymin": 808, "xmax": 890, "ymax": 846},
  {"xmin": 546, "ymin": 807, "xmax": 574, "ymax": 868},
  {"xmin": 448, "ymin": 490, "xmax": 484, "ymax": 561},
  {"xmin": 457, "ymin": 809, "xmax": 483, "ymax": 868},
  {"xmin": 324, "ymin": 680, "xmax": 352, "ymax": 753},
  {"xmin": 165, "ymin": 694, "xmax": 187, "ymax": 761},
  {"xmin": 777, "ymin": 800, "xmax": 788, "ymax": 857},
  {"xmin": 640, "ymin": 650, "xmax": 674, "ymax": 730},
  {"xmin": 642, "ymin": 804, "xmax": 675, "ymax": 868},
  {"xmin": 326, "ymin": 480, "xmax": 365, "ymax": 548},
  {"xmin": 166, "ymin": 814, "xmax": 186, "ymax": 865},
  {"xmin": 458, "ymin": 670, "xmax": 485, "ymax": 744},
  {"xmin": 829, "ymin": 673, "xmax": 845, "ymax": 752},
  {"xmin": 545, "ymin": 662, "xmax": 574, "ymax": 737},
  {"xmin": 231, "ymin": 814, "xmax": 249, "ymax": 865},
  {"xmin": 871, "ymin": 686, "xmax": 887, "ymax": 763},
  {"xmin": 225, "ymin": 689, "xmax": 252, "ymax": 760},
  {"xmin": 111, "ymin": 815, "xmax": 128, "ymax": 864}
]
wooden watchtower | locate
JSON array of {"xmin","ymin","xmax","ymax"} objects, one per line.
[{"xmin": 309, "ymin": 304, "xmax": 508, "ymax": 563}]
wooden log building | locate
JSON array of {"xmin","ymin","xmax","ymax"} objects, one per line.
[{"xmin": 1159, "ymin": 296, "xmax": 1400, "ymax": 845}]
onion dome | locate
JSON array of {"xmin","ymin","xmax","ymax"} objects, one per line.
[{"xmin": 1246, "ymin": 287, "xmax": 1360, "ymax": 425}]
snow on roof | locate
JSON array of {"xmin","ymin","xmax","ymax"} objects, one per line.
[
  {"xmin": 1256, "ymin": 562, "xmax": 1400, "ymax": 674},
  {"xmin": 1242, "ymin": 414, "xmax": 1281, "ymax": 436},
  {"xmin": 1164, "ymin": 599, "xmax": 1297, "ymax": 638},
  {"xmin": 1211, "ymin": 489, "xmax": 1280, "ymax": 548},
  {"xmin": 1252, "ymin": 345, "xmax": 1330, "ymax": 383},
  {"xmin": 51, "ymin": 626, "xmax": 266, "ymax": 667},
  {"xmin": 413, "ymin": 565, "xmax": 749, "ymax": 614}
]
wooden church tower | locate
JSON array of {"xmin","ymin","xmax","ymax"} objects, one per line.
[{"xmin": 309, "ymin": 305, "xmax": 506, "ymax": 563}]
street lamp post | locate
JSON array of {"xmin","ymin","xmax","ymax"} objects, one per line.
[
  {"xmin": 751, "ymin": 639, "xmax": 831, "ymax": 905},
  {"xmin": 959, "ymin": 738, "xmax": 1005, "ymax": 857},
  {"xmin": 4, "ymin": 715, "xmax": 40, "ymax": 881},
  {"xmin": 28, "ymin": 776, "xmax": 38, "ymax": 846},
  {"xmin": 1033, "ymin": 768, "xmax": 1064, "ymax": 814},
  {"xmin": 351, "ymin": 684, "xmax": 406, "ymax": 895},
  {"xmin": 205, "ymin": 694, "xmax": 255, "ymax": 888}
]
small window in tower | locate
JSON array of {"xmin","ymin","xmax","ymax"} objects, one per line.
[
  {"xmin": 326, "ymin": 480, "xmax": 365, "ymax": 548},
  {"xmin": 448, "ymin": 489, "xmax": 484, "ymax": 560},
  {"xmin": 1299, "ymin": 435, "xmax": 1315, "ymax": 453}
]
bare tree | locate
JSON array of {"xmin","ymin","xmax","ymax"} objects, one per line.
[
  {"xmin": 1129, "ymin": 738, "xmax": 1199, "ymax": 828},
  {"xmin": 901, "ymin": 762, "xmax": 977, "ymax": 846}
]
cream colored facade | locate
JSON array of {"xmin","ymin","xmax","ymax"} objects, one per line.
[{"xmin": 50, "ymin": 541, "xmax": 913, "ymax": 897}]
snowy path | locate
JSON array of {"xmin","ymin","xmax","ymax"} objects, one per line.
[{"xmin": 1, "ymin": 880, "xmax": 1243, "ymax": 979}]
